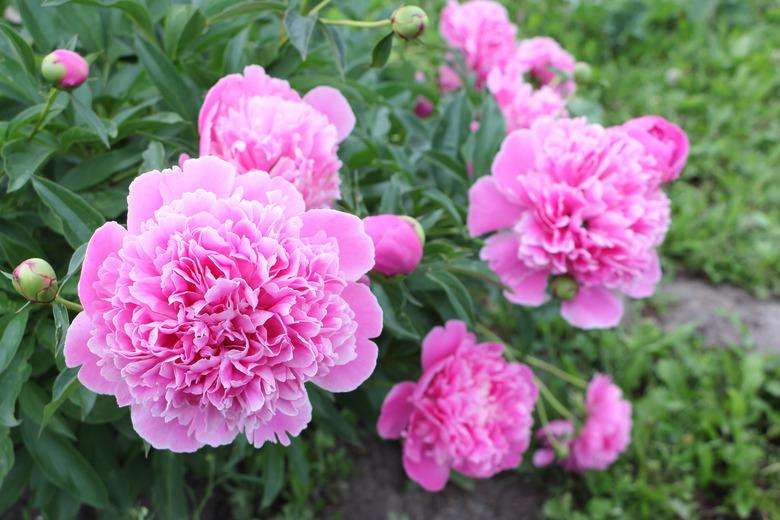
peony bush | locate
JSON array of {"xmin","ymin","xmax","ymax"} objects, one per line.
[{"xmin": 7, "ymin": 1, "xmax": 771, "ymax": 519}]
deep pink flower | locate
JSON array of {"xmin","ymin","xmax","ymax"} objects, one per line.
[
  {"xmin": 619, "ymin": 115, "xmax": 689, "ymax": 184},
  {"xmin": 468, "ymin": 117, "xmax": 672, "ymax": 329},
  {"xmin": 363, "ymin": 215, "xmax": 424, "ymax": 276},
  {"xmin": 64, "ymin": 157, "xmax": 382, "ymax": 452},
  {"xmin": 198, "ymin": 65, "xmax": 355, "ymax": 208},
  {"xmin": 514, "ymin": 37, "xmax": 576, "ymax": 96},
  {"xmin": 438, "ymin": 64, "xmax": 462, "ymax": 94},
  {"xmin": 532, "ymin": 419, "xmax": 574, "ymax": 468},
  {"xmin": 439, "ymin": 0, "xmax": 517, "ymax": 88},
  {"xmin": 377, "ymin": 320, "xmax": 538, "ymax": 491},
  {"xmin": 414, "ymin": 96, "xmax": 434, "ymax": 118},
  {"xmin": 41, "ymin": 49, "xmax": 89, "ymax": 88}
]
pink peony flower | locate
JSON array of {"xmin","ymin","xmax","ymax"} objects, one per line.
[
  {"xmin": 198, "ymin": 65, "xmax": 355, "ymax": 208},
  {"xmin": 363, "ymin": 215, "xmax": 424, "ymax": 276},
  {"xmin": 514, "ymin": 37, "xmax": 576, "ymax": 96},
  {"xmin": 619, "ymin": 115, "xmax": 689, "ymax": 184},
  {"xmin": 437, "ymin": 64, "xmax": 462, "ymax": 94},
  {"xmin": 532, "ymin": 419, "xmax": 574, "ymax": 468},
  {"xmin": 414, "ymin": 96, "xmax": 434, "ymax": 118},
  {"xmin": 468, "ymin": 117, "xmax": 672, "ymax": 329},
  {"xmin": 377, "ymin": 320, "xmax": 538, "ymax": 491},
  {"xmin": 41, "ymin": 49, "xmax": 89, "ymax": 88},
  {"xmin": 439, "ymin": 0, "xmax": 517, "ymax": 88},
  {"xmin": 64, "ymin": 157, "xmax": 382, "ymax": 453}
]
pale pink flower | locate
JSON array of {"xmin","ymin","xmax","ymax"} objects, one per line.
[
  {"xmin": 438, "ymin": 64, "xmax": 462, "ymax": 94},
  {"xmin": 65, "ymin": 157, "xmax": 382, "ymax": 452},
  {"xmin": 514, "ymin": 37, "xmax": 576, "ymax": 95},
  {"xmin": 439, "ymin": 0, "xmax": 517, "ymax": 88},
  {"xmin": 468, "ymin": 117, "xmax": 672, "ymax": 329},
  {"xmin": 378, "ymin": 320, "xmax": 538, "ymax": 491},
  {"xmin": 198, "ymin": 65, "xmax": 355, "ymax": 208},
  {"xmin": 619, "ymin": 115, "xmax": 689, "ymax": 184},
  {"xmin": 363, "ymin": 215, "xmax": 424, "ymax": 276}
]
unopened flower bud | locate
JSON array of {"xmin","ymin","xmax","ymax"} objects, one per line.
[
  {"xmin": 364, "ymin": 215, "xmax": 424, "ymax": 276},
  {"xmin": 41, "ymin": 49, "xmax": 89, "ymax": 89},
  {"xmin": 12, "ymin": 258, "xmax": 58, "ymax": 303},
  {"xmin": 391, "ymin": 5, "xmax": 428, "ymax": 41},
  {"xmin": 573, "ymin": 62, "xmax": 592, "ymax": 83},
  {"xmin": 551, "ymin": 275, "xmax": 578, "ymax": 301},
  {"xmin": 413, "ymin": 95, "xmax": 433, "ymax": 118}
]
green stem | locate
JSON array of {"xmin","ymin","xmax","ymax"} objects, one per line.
[
  {"xmin": 28, "ymin": 88, "xmax": 59, "ymax": 141},
  {"xmin": 525, "ymin": 356, "xmax": 588, "ymax": 389},
  {"xmin": 55, "ymin": 296, "xmax": 84, "ymax": 313},
  {"xmin": 535, "ymin": 376, "xmax": 576, "ymax": 422},
  {"xmin": 320, "ymin": 18, "xmax": 390, "ymax": 28},
  {"xmin": 309, "ymin": 0, "xmax": 331, "ymax": 15}
]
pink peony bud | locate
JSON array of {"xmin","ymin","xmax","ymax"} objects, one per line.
[
  {"xmin": 363, "ymin": 215, "xmax": 424, "ymax": 276},
  {"xmin": 620, "ymin": 115, "xmax": 689, "ymax": 184},
  {"xmin": 41, "ymin": 49, "xmax": 89, "ymax": 89},
  {"xmin": 12, "ymin": 258, "xmax": 58, "ymax": 303},
  {"xmin": 414, "ymin": 96, "xmax": 433, "ymax": 118},
  {"xmin": 391, "ymin": 5, "xmax": 428, "ymax": 41}
]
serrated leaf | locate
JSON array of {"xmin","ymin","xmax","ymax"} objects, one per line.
[
  {"xmin": 370, "ymin": 32, "xmax": 393, "ymax": 68},
  {"xmin": 32, "ymin": 177, "xmax": 105, "ymax": 248}
]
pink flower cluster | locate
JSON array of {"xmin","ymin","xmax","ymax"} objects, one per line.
[
  {"xmin": 65, "ymin": 157, "xmax": 382, "ymax": 452},
  {"xmin": 198, "ymin": 65, "xmax": 355, "ymax": 208},
  {"xmin": 377, "ymin": 320, "xmax": 538, "ymax": 491},
  {"xmin": 468, "ymin": 116, "xmax": 685, "ymax": 329},
  {"xmin": 533, "ymin": 375, "xmax": 632, "ymax": 472}
]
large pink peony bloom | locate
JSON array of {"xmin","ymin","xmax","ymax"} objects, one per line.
[
  {"xmin": 377, "ymin": 320, "xmax": 538, "ymax": 491},
  {"xmin": 64, "ymin": 157, "xmax": 382, "ymax": 452},
  {"xmin": 468, "ymin": 117, "xmax": 672, "ymax": 329},
  {"xmin": 439, "ymin": 0, "xmax": 517, "ymax": 88},
  {"xmin": 198, "ymin": 65, "xmax": 355, "ymax": 208},
  {"xmin": 514, "ymin": 37, "xmax": 576, "ymax": 96},
  {"xmin": 619, "ymin": 115, "xmax": 689, "ymax": 184}
]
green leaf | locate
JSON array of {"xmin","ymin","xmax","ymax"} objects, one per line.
[
  {"xmin": 426, "ymin": 270, "xmax": 475, "ymax": 327},
  {"xmin": 287, "ymin": 438, "xmax": 310, "ymax": 500},
  {"xmin": 20, "ymin": 414, "xmax": 109, "ymax": 509},
  {"xmin": 66, "ymin": 243, "xmax": 88, "ymax": 279},
  {"xmin": 0, "ymin": 21, "xmax": 36, "ymax": 79},
  {"xmin": 60, "ymin": 145, "xmax": 143, "ymax": 191},
  {"xmin": 40, "ymin": 368, "xmax": 80, "ymax": 431},
  {"xmin": 308, "ymin": 386, "xmax": 360, "ymax": 445},
  {"xmin": 0, "ymin": 428, "xmax": 13, "ymax": 488},
  {"xmin": 134, "ymin": 34, "xmax": 199, "ymax": 123},
  {"xmin": 52, "ymin": 303, "xmax": 70, "ymax": 358},
  {"xmin": 152, "ymin": 451, "xmax": 189, "ymax": 520},
  {"xmin": 0, "ymin": 310, "xmax": 29, "ymax": 374},
  {"xmin": 0, "ymin": 340, "xmax": 32, "ymax": 428},
  {"xmin": 205, "ymin": 0, "xmax": 285, "ymax": 23},
  {"xmin": 433, "ymin": 90, "xmax": 469, "ymax": 156},
  {"xmin": 1, "ymin": 137, "xmax": 58, "ymax": 192},
  {"xmin": 370, "ymin": 32, "xmax": 393, "ymax": 68},
  {"xmin": 261, "ymin": 444, "xmax": 285, "ymax": 508},
  {"xmin": 42, "ymin": 0, "xmax": 154, "ymax": 37},
  {"xmin": 320, "ymin": 24, "xmax": 346, "ymax": 77},
  {"xmin": 0, "ymin": 450, "xmax": 31, "ymax": 513},
  {"xmin": 141, "ymin": 140, "xmax": 166, "ymax": 172},
  {"xmin": 163, "ymin": 5, "xmax": 207, "ymax": 60},
  {"xmin": 471, "ymin": 94, "xmax": 505, "ymax": 178},
  {"xmin": 284, "ymin": 6, "xmax": 318, "ymax": 60},
  {"xmin": 32, "ymin": 177, "xmax": 105, "ymax": 248},
  {"xmin": 71, "ymin": 94, "xmax": 110, "ymax": 148}
]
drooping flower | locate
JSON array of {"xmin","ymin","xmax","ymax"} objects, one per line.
[
  {"xmin": 64, "ymin": 157, "xmax": 382, "ymax": 453},
  {"xmin": 619, "ymin": 115, "xmax": 689, "ymax": 184},
  {"xmin": 514, "ymin": 37, "xmax": 576, "ymax": 95},
  {"xmin": 363, "ymin": 215, "xmax": 425, "ymax": 276},
  {"xmin": 533, "ymin": 375, "xmax": 631, "ymax": 472},
  {"xmin": 198, "ymin": 65, "xmax": 355, "ymax": 208},
  {"xmin": 439, "ymin": 0, "xmax": 517, "ymax": 88},
  {"xmin": 377, "ymin": 320, "xmax": 538, "ymax": 491},
  {"xmin": 468, "ymin": 117, "xmax": 672, "ymax": 329},
  {"xmin": 41, "ymin": 49, "xmax": 89, "ymax": 88}
]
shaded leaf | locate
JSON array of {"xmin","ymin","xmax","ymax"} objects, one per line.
[
  {"xmin": 32, "ymin": 177, "xmax": 105, "ymax": 248},
  {"xmin": 284, "ymin": 6, "xmax": 318, "ymax": 60},
  {"xmin": 1, "ymin": 137, "xmax": 58, "ymax": 192},
  {"xmin": 371, "ymin": 32, "xmax": 393, "ymax": 68}
]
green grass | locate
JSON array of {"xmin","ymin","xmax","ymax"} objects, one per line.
[{"xmin": 516, "ymin": 0, "xmax": 780, "ymax": 297}]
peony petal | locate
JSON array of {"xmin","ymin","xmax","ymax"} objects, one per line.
[
  {"xmin": 341, "ymin": 282, "xmax": 383, "ymax": 339},
  {"xmin": 621, "ymin": 253, "xmax": 661, "ymax": 299},
  {"xmin": 561, "ymin": 286, "xmax": 624, "ymax": 329},
  {"xmin": 131, "ymin": 406, "xmax": 203, "ymax": 453},
  {"xmin": 159, "ymin": 156, "xmax": 236, "ymax": 205},
  {"xmin": 532, "ymin": 449, "xmax": 556, "ymax": 467},
  {"xmin": 303, "ymin": 86, "xmax": 356, "ymax": 142},
  {"xmin": 421, "ymin": 320, "xmax": 469, "ymax": 371},
  {"xmin": 78, "ymin": 222, "xmax": 127, "ymax": 314},
  {"xmin": 492, "ymin": 129, "xmax": 538, "ymax": 194},
  {"xmin": 234, "ymin": 170, "xmax": 306, "ymax": 217},
  {"xmin": 467, "ymin": 176, "xmax": 524, "ymax": 236},
  {"xmin": 127, "ymin": 171, "xmax": 165, "ymax": 234},
  {"xmin": 248, "ymin": 398, "xmax": 312, "ymax": 447},
  {"xmin": 313, "ymin": 337, "xmax": 378, "ymax": 393},
  {"xmin": 377, "ymin": 381, "xmax": 416, "ymax": 439},
  {"xmin": 403, "ymin": 451, "xmax": 450, "ymax": 492},
  {"xmin": 481, "ymin": 233, "xmax": 548, "ymax": 306},
  {"xmin": 301, "ymin": 209, "xmax": 374, "ymax": 281},
  {"xmin": 64, "ymin": 312, "xmax": 114, "ymax": 394}
]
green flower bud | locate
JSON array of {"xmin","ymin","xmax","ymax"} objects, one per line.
[
  {"xmin": 40, "ymin": 54, "xmax": 66, "ymax": 85},
  {"xmin": 573, "ymin": 62, "xmax": 593, "ymax": 84},
  {"xmin": 391, "ymin": 5, "xmax": 428, "ymax": 41},
  {"xmin": 12, "ymin": 258, "xmax": 58, "ymax": 303},
  {"xmin": 550, "ymin": 275, "xmax": 578, "ymax": 301},
  {"xmin": 400, "ymin": 216, "xmax": 426, "ymax": 246}
]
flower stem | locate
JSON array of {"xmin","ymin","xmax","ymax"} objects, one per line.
[
  {"xmin": 55, "ymin": 296, "xmax": 84, "ymax": 313},
  {"xmin": 320, "ymin": 18, "xmax": 391, "ymax": 28},
  {"xmin": 535, "ymin": 376, "xmax": 576, "ymax": 422},
  {"xmin": 308, "ymin": 0, "xmax": 331, "ymax": 15},
  {"xmin": 28, "ymin": 88, "xmax": 59, "ymax": 141},
  {"xmin": 525, "ymin": 355, "xmax": 588, "ymax": 389}
]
